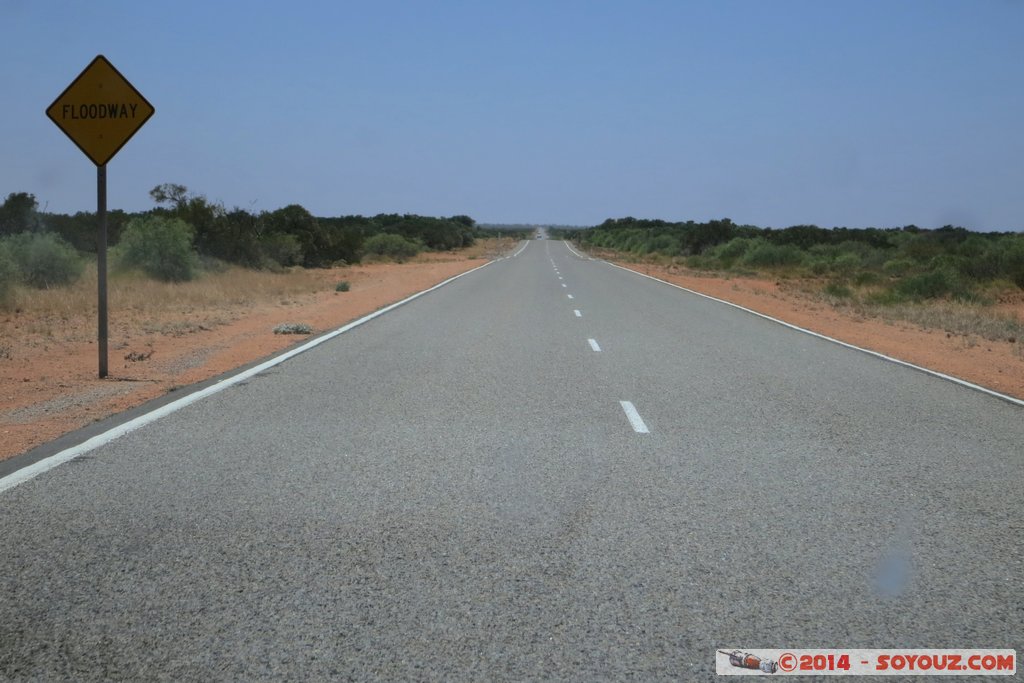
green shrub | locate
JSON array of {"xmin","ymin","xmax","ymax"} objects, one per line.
[
  {"xmin": 865, "ymin": 289, "xmax": 904, "ymax": 305},
  {"xmin": 806, "ymin": 258, "xmax": 830, "ymax": 275},
  {"xmin": 115, "ymin": 216, "xmax": 199, "ymax": 282},
  {"xmin": 853, "ymin": 270, "xmax": 881, "ymax": 286},
  {"xmin": 335, "ymin": 280, "xmax": 350, "ymax": 292},
  {"xmin": 824, "ymin": 281, "xmax": 853, "ymax": 298},
  {"xmin": 4, "ymin": 232, "xmax": 83, "ymax": 288},
  {"xmin": 259, "ymin": 233, "xmax": 303, "ymax": 268},
  {"xmin": 894, "ymin": 268, "xmax": 972, "ymax": 301},
  {"xmin": 831, "ymin": 252, "xmax": 861, "ymax": 276},
  {"xmin": 362, "ymin": 233, "xmax": 422, "ymax": 261},
  {"xmin": 882, "ymin": 258, "xmax": 914, "ymax": 278},
  {"xmin": 685, "ymin": 255, "xmax": 717, "ymax": 270},
  {"xmin": 808, "ymin": 243, "xmax": 840, "ymax": 260},
  {"xmin": 999, "ymin": 238, "xmax": 1024, "ymax": 288},
  {"xmin": 741, "ymin": 241, "xmax": 805, "ymax": 268},
  {"xmin": 648, "ymin": 234, "xmax": 682, "ymax": 256},
  {"xmin": 0, "ymin": 241, "xmax": 17, "ymax": 307},
  {"xmin": 711, "ymin": 237, "xmax": 754, "ymax": 264}
]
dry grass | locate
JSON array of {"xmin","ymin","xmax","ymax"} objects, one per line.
[
  {"xmin": 3, "ymin": 263, "xmax": 335, "ymax": 344},
  {"xmin": 8, "ymin": 263, "xmax": 329, "ymax": 318},
  {"xmin": 409, "ymin": 237, "xmax": 521, "ymax": 262},
  {"xmin": 798, "ymin": 281, "xmax": 1024, "ymax": 357},
  {"xmin": 1, "ymin": 240, "xmax": 499, "ymax": 344},
  {"xmin": 864, "ymin": 300, "xmax": 1024, "ymax": 348}
]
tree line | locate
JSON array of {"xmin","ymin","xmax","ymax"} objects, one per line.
[
  {"xmin": 0, "ymin": 186, "xmax": 493, "ymax": 304},
  {"xmin": 551, "ymin": 217, "xmax": 1024, "ymax": 301},
  {"xmin": 1, "ymin": 185, "xmax": 480, "ymax": 269}
]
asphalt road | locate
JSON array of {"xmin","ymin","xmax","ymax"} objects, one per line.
[{"xmin": 1, "ymin": 239, "xmax": 1021, "ymax": 681}]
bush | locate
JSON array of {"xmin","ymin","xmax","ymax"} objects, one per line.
[
  {"xmin": 4, "ymin": 232, "xmax": 83, "ymax": 288},
  {"xmin": 882, "ymin": 259, "xmax": 914, "ymax": 278},
  {"xmin": 831, "ymin": 252, "xmax": 861, "ymax": 276},
  {"xmin": 685, "ymin": 255, "xmax": 717, "ymax": 270},
  {"xmin": 362, "ymin": 233, "xmax": 421, "ymax": 261},
  {"xmin": 648, "ymin": 234, "xmax": 682, "ymax": 256},
  {"xmin": 824, "ymin": 281, "xmax": 853, "ymax": 298},
  {"xmin": 0, "ymin": 241, "xmax": 17, "ymax": 307},
  {"xmin": 259, "ymin": 233, "xmax": 303, "ymax": 268},
  {"xmin": 853, "ymin": 270, "xmax": 881, "ymax": 286},
  {"xmin": 894, "ymin": 268, "xmax": 972, "ymax": 301},
  {"xmin": 273, "ymin": 322, "xmax": 312, "ymax": 334},
  {"xmin": 806, "ymin": 258, "xmax": 830, "ymax": 275},
  {"xmin": 115, "ymin": 216, "xmax": 199, "ymax": 282},
  {"xmin": 741, "ymin": 241, "xmax": 805, "ymax": 268},
  {"xmin": 335, "ymin": 280, "xmax": 350, "ymax": 292},
  {"xmin": 999, "ymin": 238, "xmax": 1024, "ymax": 288},
  {"xmin": 711, "ymin": 237, "xmax": 754, "ymax": 264}
]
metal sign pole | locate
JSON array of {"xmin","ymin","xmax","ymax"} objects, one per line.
[{"xmin": 97, "ymin": 164, "xmax": 108, "ymax": 379}]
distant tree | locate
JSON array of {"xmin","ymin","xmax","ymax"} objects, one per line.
[
  {"xmin": 45, "ymin": 209, "xmax": 130, "ymax": 253},
  {"xmin": 214, "ymin": 208, "xmax": 263, "ymax": 266},
  {"xmin": 771, "ymin": 224, "xmax": 830, "ymax": 249},
  {"xmin": 149, "ymin": 183, "xmax": 189, "ymax": 208},
  {"xmin": 0, "ymin": 192, "xmax": 41, "ymax": 235},
  {"xmin": 318, "ymin": 215, "xmax": 368, "ymax": 265},
  {"xmin": 260, "ymin": 204, "xmax": 329, "ymax": 267},
  {"xmin": 149, "ymin": 183, "xmax": 234, "ymax": 262}
]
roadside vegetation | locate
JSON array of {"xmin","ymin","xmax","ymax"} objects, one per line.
[
  {"xmin": 0, "ymin": 187, "xmax": 526, "ymax": 313},
  {"xmin": 553, "ymin": 218, "xmax": 1024, "ymax": 349}
]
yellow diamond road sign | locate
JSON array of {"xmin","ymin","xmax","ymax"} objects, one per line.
[{"xmin": 46, "ymin": 55, "xmax": 154, "ymax": 166}]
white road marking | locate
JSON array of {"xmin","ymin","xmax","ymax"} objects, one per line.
[
  {"xmin": 605, "ymin": 262, "xmax": 1024, "ymax": 409},
  {"xmin": 620, "ymin": 401, "xmax": 650, "ymax": 433},
  {"xmin": 511, "ymin": 241, "xmax": 529, "ymax": 258},
  {"xmin": 574, "ymin": 310, "xmax": 582, "ymax": 317},
  {"xmin": 558, "ymin": 276, "xmax": 563, "ymax": 280},
  {"xmin": 0, "ymin": 260, "xmax": 498, "ymax": 495},
  {"xmin": 567, "ymin": 294, "xmax": 574, "ymax": 299},
  {"xmin": 561, "ymin": 283, "xmax": 567, "ymax": 288},
  {"xmin": 564, "ymin": 241, "xmax": 586, "ymax": 259},
  {"xmin": 588, "ymin": 338, "xmax": 601, "ymax": 352}
]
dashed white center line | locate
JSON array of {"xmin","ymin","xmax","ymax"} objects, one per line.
[
  {"xmin": 619, "ymin": 401, "xmax": 650, "ymax": 433},
  {"xmin": 574, "ymin": 310, "xmax": 582, "ymax": 317},
  {"xmin": 588, "ymin": 338, "xmax": 601, "ymax": 352},
  {"xmin": 561, "ymin": 283, "xmax": 567, "ymax": 288},
  {"xmin": 567, "ymin": 294, "xmax": 574, "ymax": 299}
]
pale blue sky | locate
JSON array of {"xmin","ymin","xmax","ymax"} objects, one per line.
[{"xmin": 2, "ymin": 1, "xmax": 1022, "ymax": 229}]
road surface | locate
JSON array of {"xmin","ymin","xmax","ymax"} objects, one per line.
[{"xmin": 2, "ymin": 240, "xmax": 1021, "ymax": 680}]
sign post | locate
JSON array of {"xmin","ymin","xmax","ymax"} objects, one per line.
[
  {"xmin": 46, "ymin": 55, "xmax": 154, "ymax": 378},
  {"xmin": 97, "ymin": 165, "xmax": 107, "ymax": 378}
]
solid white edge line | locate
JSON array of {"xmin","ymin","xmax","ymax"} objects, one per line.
[
  {"xmin": 0, "ymin": 259, "xmax": 497, "ymax": 495},
  {"xmin": 510, "ymin": 240, "xmax": 529, "ymax": 258},
  {"xmin": 564, "ymin": 240, "xmax": 586, "ymax": 259},
  {"xmin": 605, "ymin": 261, "xmax": 1024, "ymax": 409},
  {"xmin": 574, "ymin": 310, "xmax": 582, "ymax": 317},
  {"xmin": 620, "ymin": 401, "xmax": 650, "ymax": 433},
  {"xmin": 588, "ymin": 338, "xmax": 601, "ymax": 352}
]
